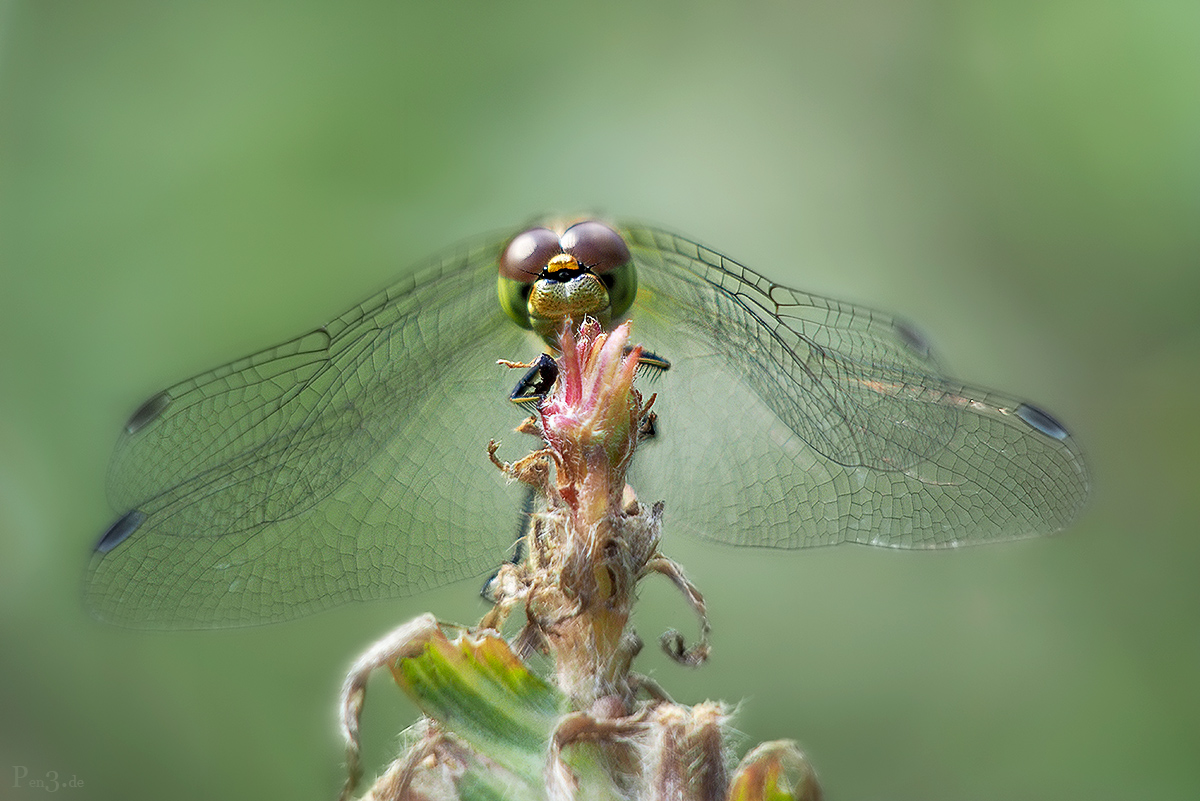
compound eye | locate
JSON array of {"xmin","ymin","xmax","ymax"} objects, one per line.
[
  {"xmin": 500, "ymin": 227, "xmax": 562, "ymax": 282},
  {"xmin": 561, "ymin": 221, "xmax": 630, "ymax": 274}
]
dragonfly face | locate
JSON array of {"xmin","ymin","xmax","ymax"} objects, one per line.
[
  {"xmin": 498, "ymin": 220, "xmax": 639, "ymax": 343},
  {"xmin": 86, "ymin": 219, "xmax": 1090, "ymax": 628}
]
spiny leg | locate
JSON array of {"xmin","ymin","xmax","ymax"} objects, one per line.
[{"xmin": 479, "ymin": 485, "xmax": 535, "ymax": 603}]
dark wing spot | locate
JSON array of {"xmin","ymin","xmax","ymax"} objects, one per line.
[
  {"xmin": 94, "ymin": 509, "xmax": 147, "ymax": 554},
  {"xmin": 125, "ymin": 391, "xmax": 172, "ymax": 435},
  {"xmin": 1016, "ymin": 403, "xmax": 1070, "ymax": 441},
  {"xmin": 893, "ymin": 319, "xmax": 932, "ymax": 359}
]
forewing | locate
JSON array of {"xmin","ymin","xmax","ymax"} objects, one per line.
[
  {"xmin": 621, "ymin": 226, "xmax": 1089, "ymax": 549},
  {"xmin": 87, "ymin": 235, "xmax": 537, "ymax": 627}
]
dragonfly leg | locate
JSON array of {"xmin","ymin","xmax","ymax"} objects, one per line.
[
  {"xmin": 479, "ymin": 486, "xmax": 535, "ymax": 602},
  {"xmin": 631, "ymin": 347, "xmax": 670, "ymax": 377},
  {"xmin": 509, "ymin": 349, "xmax": 667, "ymax": 409},
  {"xmin": 508, "ymin": 352, "xmax": 558, "ymax": 407}
]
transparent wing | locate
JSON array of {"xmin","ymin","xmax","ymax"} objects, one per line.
[
  {"xmin": 620, "ymin": 225, "xmax": 1090, "ymax": 549},
  {"xmin": 86, "ymin": 234, "xmax": 539, "ymax": 628},
  {"xmin": 87, "ymin": 222, "xmax": 1091, "ymax": 629}
]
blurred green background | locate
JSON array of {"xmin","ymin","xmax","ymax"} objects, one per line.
[{"xmin": 2, "ymin": 1, "xmax": 1197, "ymax": 799}]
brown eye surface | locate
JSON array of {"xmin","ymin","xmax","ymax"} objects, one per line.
[
  {"xmin": 560, "ymin": 221, "xmax": 630, "ymax": 274},
  {"xmin": 499, "ymin": 227, "xmax": 562, "ymax": 282}
]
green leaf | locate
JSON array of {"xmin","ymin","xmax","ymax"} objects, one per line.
[{"xmin": 390, "ymin": 628, "xmax": 561, "ymax": 790}]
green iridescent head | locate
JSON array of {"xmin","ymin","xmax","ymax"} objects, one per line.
[{"xmin": 498, "ymin": 221, "xmax": 637, "ymax": 345}]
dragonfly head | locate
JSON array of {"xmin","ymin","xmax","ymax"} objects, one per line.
[{"xmin": 498, "ymin": 220, "xmax": 638, "ymax": 347}]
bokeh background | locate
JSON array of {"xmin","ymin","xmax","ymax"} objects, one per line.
[{"xmin": 2, "ymin": 2, "xmax": 1197, "ymax": 799}]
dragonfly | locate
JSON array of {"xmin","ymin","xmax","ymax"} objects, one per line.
[{"xmin": 85, "ymin": 219, "xmax": 1090, "ymax": 628}]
